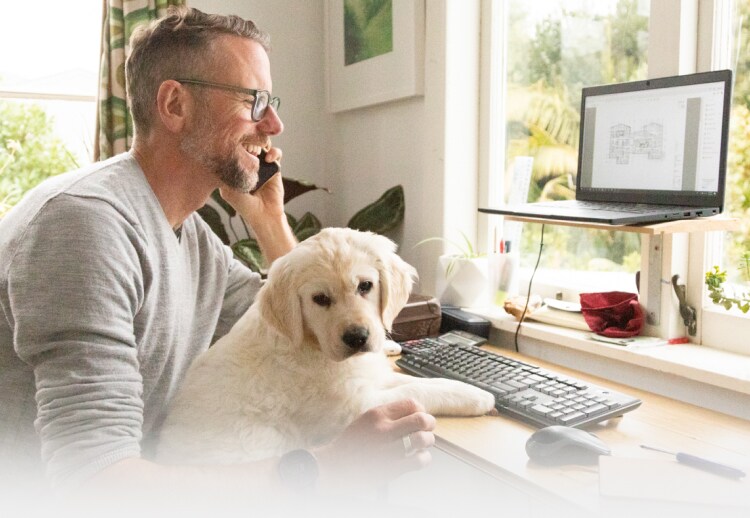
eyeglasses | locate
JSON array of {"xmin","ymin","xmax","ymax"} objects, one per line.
[{"xmin": 175, "ymin": 78, "xmax": 281, "ymax": 122}]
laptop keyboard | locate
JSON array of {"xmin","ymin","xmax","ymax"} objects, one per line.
[
  {"xmin": 534, "ymin": 200, "xmax": 675, "ymax": 213},
  {"xmin": 575, "ymin": 201, "xmax": 674, "ymax": 213}
]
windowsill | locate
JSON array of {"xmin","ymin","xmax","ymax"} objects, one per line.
[{"xmin": 467, "ymin": 306, "xmax": 750, "ymax": 419}]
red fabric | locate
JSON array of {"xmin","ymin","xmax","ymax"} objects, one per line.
[{"xmin": 579, "ymin": 291, "xmax": 644, "ymax": 338}]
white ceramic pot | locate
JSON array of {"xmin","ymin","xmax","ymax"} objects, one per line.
[{"xmin": 435, "ymin": 255, "xmax": 492, "ymax": 307}]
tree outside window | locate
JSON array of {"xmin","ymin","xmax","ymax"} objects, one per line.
[
  {"xmin": 503, "ymin": 0, "xmax": 648, "ymax": 279},
  {"xmin": 0, "ymin": 2, "xmax": 101, "ymax": 218}
]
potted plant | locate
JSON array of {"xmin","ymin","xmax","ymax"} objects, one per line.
[
  {"xmin": 198, "ymin": 180, "xmax": 405, "ymax": 273},
  {"xmin": 417, "ymin": 232, "xmax": 495, "ymax": 307}
]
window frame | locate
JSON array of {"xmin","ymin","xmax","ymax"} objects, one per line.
[
  {"xmin": 480, "ymin": 0, "xmax": 747, "ymax": 353},
  {"xmin": 686, "ymin": 0, "xmax": 750, "ymax": 353}
]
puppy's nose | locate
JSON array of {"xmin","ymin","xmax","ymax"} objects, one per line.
[{"xmin": 342, "ymin": 326, "xmax": 369, "ymax": 350}]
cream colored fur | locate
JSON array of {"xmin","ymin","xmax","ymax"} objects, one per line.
[{"xmin": 156, "ymin": 228, "xmax": 495, "ymax": 465}]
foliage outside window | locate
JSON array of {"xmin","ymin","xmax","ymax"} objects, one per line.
[
  {"xmin": 503, "ymin": 0, "xmax": 648, "ymax": 277},
  {"xmin": 720, "ymin": 1, "xmax": 750, "ymax": 279},
  {"xmin": 0, "ymin": 1, "xmax": 100, "ymax": 218},
  {"xmin": 0, "ymin": 102, "xmax": 78, "ymax": 218},
  {"xmin": 703, "ymin": 1, "xmax": 750, "ymax": 313}
]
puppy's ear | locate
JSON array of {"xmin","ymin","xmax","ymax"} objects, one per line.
[
  {"xmin": 372, "ymin": 235, "xmax": 418, "ymax": 331},
  {"xmin": 258, "ymin": 259, "xmax": 303, "ymax": 346}
]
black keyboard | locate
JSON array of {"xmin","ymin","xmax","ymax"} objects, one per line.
[{"xmin": 396, "ymin": 342, "xmax": 642, "ymax": 428}]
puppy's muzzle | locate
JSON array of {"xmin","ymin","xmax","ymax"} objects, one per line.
[{"xmin": 342, "ymin": 326, "xmax": 370, "ymax": 352}]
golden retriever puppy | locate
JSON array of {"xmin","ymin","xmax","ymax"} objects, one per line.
[{"xmin": 156, "ymin": 228, "xmax": 494, "ymax": 465}]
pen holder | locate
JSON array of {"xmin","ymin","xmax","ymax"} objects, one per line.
[{"xmin": 490, "ymin": 253, "xmax": 519, "ymax": 306}]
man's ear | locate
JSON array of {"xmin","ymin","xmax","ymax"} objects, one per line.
[
  {"xmin": 155, "ymin": 80, "xmax": 189, "ymax": 133},
  {"xmin": 258, "ymin": 259, "xmax": 303, "ymax": 347},
  {"xmin": 372, "ymin": 235, "xmax": 417, "ymax": 331}
]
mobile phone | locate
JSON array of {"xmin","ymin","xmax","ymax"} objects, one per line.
[{"xmin": 251, "ymin": 149, "xmax": 280, "ymax": 193}]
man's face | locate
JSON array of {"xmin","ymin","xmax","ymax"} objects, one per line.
[{"xmin": 180, "ymin": 37, "xmax": 284, "ymax": 192}]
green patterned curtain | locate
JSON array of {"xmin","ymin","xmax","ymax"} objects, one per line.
[{"xmin": 95, "ymin": 0, "xmax": 186, "ymax": 160}]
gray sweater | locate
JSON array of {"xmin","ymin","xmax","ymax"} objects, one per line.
[{"xmin": 0, "ymin": 153, "xmax": 261, "ymax": 488}]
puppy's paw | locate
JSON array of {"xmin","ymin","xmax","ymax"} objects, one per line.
[
  {"xmin": 477, "ymin": 389, "xmax": 497, "ymax": 414},
  {"xmin": 460, "ymin": 384, "xmax": 496, "ymax": 415}
]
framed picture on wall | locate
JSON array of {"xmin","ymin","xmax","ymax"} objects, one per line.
[{"xmin": 324, "ymin": 0, "xmax": 425, "ymax": 113}]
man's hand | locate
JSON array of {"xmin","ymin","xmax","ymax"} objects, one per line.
[
  {"xmin": 219, "ymin": 146, "xmax": 285, "ymax": 220},
  {"xmin": 314, "ymin": 399, "xmax": 437, "ymax": 493},
  {"xmin": 219, "ymin": 146, "xmax": 296, "ymax": 262}
]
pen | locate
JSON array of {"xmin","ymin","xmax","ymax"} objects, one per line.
[{"xmin": 640, "ymin": 445, "xmax": 746, "ymax": 479}]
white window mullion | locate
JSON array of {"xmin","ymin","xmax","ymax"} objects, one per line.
[
  {"xmin": 477, "ymin": 0, "xmax": 507, "ymax": 255},
  {"xmin": 648, "ymin": 0, "xmax": 699, "ymax": 77},
  {"xmin": 640, "ymin": 1, "xmax": 698, "ymax": 339},
  {"xmin": 697, "ymin": 0, "xmax": 733, "ymax": 70}
]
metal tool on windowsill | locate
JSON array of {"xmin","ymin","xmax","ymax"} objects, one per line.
[{"xmin": 640, "ymin": 444, "xmax": 746, "ymax": 479}]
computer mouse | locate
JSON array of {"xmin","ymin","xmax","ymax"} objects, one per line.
[
  {"xmin": 525, "ymin": 425, "xmax": 611, "ymax": 465},
  {"xmin": 383, "ymin": 339, "xmax": 402, "ymax": 356}
]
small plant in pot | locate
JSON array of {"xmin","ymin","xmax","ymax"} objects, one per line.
[{"xmin": 417, "ymin": 232, "xmax": 492, "ymax": 308}]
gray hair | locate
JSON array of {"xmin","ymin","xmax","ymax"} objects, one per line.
[{"xmin": 125, "ymin": 6, "xmax": 270, "ymax": 137}]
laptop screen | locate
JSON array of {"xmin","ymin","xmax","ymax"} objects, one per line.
[{"xmin": 576, "ymin": 70, "xmax": 732, "ymax": 208}]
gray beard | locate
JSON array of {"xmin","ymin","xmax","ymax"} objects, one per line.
[
  {"xmin": 206, "ymin": 149, "xmax": 254, "ymax": 193},
  {"xmin": 180, "ymin": 110, "xmax": 257, "ymax": 193}
]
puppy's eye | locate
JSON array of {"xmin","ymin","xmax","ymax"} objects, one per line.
[
  {"xmin": 312, "ymin": 293, "xmax": 331, "ymax": 307},
  {"xmin": 357, "ymin": 281, "xmax": 373, "ymax": 295}
]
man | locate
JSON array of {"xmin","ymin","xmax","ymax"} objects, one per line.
[{"xmin": 0, "ymin": 6, "xmax": 434, "ymax": 504}]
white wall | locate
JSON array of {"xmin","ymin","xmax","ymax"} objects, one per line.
[
  {"xmin": 192, "ymin": 0, "xmax": 482, "ymax": 296},
  {"xmin": 193, "ymin": 0, "xmax": 335, "ymax": 225}
]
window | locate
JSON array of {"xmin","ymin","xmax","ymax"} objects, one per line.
[
  {"xmin": 0, "ymin": 2, "xmax": 102, "ymax": 215},
  {"xmin": 700, "ymin": 0, "xmax": 750, "ymax": 353},
  {"xmin": 485, "ymin": 0, "xmax": 649, "ymax": 301},
  {"xmin": 483, "ymin": 0, "xmax": 750, "ymax": 354}
]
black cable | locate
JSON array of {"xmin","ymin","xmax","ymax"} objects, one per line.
[{"xmin": 513, "ymin": 224, "xmax": 546, "ymax": 353}]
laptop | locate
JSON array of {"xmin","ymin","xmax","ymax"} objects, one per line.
[{"xmin": 479, "ymin": 69, "xmax": 733, "ymax": 225}]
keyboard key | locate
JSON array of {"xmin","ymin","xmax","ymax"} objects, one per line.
[
  {"xmin": 490, "ymin": 381, "xmax": 517, "ymax": 394},
  {"xmin": 530, "ymin": 404, "xmax": 554, "ymax": 415},
  {"xmin": 559, "ymin": 411, "xmax": 586, "ymax": 424},
  {"xmin": 583, "ymin": 403, "xmax": 608, "ymax": 416}
]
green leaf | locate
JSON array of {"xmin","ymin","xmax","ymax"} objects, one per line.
[
  {"xmin": 293, "ymin": 211, "xmax": 322, "ymax": 242},
  {"xmin": 458, "ymin": 231, "xmax": 475, "ymax": 257},
  {"xmin": 347, "ymin": 185, "xmax": 405, "ymax": 234},
  {"xmin": 283, "ymin": 177, "xmax": 330, "ymax": 205},
  {"xmin": 414, "ymin": 235, "xmax": 483, "ymax": 259},
  {"xmin": 286, "ymin": 212, "xmax": 298, "ymax": 229},
  {"xmin": 705, "ymin": 264, "xmax": 750, "ymax": 313},
  {"xmin": 197, "ymin": 204, "xmax": 230, "ymax": 245},
  {"xmin": 295, "ymin": 226, "xmax": 321, "ymax": 242},
  {"xmin": 232, "ymin": 238, "xmax": 264, "ymax": 273},
  {"xmin": 210, "ymin": 189, "xmax": 236, "ymax": 218}
]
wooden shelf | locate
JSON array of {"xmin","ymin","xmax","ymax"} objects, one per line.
[
  {"xmin": 502, "ymin": 215, "xmax": 739, "ymax": 235},
  {"xmin": 498, "ymin": 214, "xmax": 739, "ymax": 328}
]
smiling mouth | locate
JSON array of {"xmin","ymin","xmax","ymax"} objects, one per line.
[{"xmin": 243, "ymin": 143, "xmax": 263, "ymax": 157}]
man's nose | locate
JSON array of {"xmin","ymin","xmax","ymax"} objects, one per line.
[{"xmin": 258, "ymin": 106, "xmax": 283, "ymax": 135}]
